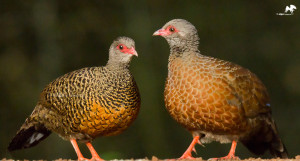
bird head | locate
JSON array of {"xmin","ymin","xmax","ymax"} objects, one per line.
[
  {"xmin": 108, "ymin": 37, "xmax": 138, "ymax": 67},
  {"xmin": 153, "ymin": 19, "xmax": 199, "ymax": 52}
]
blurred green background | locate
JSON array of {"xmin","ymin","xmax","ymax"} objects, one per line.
[{"xmin": 1, "ymin": 0, "xmax": 300, "ymax": 160}]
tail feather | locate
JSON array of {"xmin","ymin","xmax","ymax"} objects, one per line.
[
  {"xmin": 269, "ymin": 141, "xmax": 288, "ymax": 159},
  {"xmin": 8, "ymin": 122, "xmax": 51, "ymax": 151},
  {"xmin": 241, "ymin": 117, "xmax": 288, "ymax": 158}
]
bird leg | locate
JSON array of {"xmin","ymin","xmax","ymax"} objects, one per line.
[
  {"xmin": 179, "ymin": 135, "xmax": 201, "ymax": 159},
  {"xmin": 86, "ymin": 142, "xmax": 104, "ymax": 161},
  {"xmin": 210, "ymin": 140, "xmax": 240, "ymax": 160},
  {"xmin": 70, "ymin": 139, "xmax": 89, "ymax": 161}
]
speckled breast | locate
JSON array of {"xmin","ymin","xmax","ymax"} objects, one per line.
[{"xmin": 164, "ymin": 57, "xmax": 249, "ymax": 135}]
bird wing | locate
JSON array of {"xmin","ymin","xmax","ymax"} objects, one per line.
[
  {"xmin": 38, "ymin": 67, "xmax": 101, "ymax": 116},
  {"xmin": 220, "ymin": 60, "xmax": 271, "ymax": 118}
]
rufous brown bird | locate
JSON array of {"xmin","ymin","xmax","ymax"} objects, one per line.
[
  {"xmin": 8, "ymin": 37, "xmax": 141, "ymax": 160},
  {"xmin": 153, "ymin": 19, "xmax": 288, "ymax": 159}
]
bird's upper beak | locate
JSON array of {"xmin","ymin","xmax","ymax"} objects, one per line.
[
  {"xmin": 127, "ymin": 47, "xmax": 138, "ymax": 57},
  {"xmin": 153, "ymin": 29, "xmax": 168, "ymax": 36}
]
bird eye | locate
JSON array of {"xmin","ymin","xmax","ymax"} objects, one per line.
[
  {"xmin": 119, "ymin": 45, "xmax": 123, "ymax": 50},
  {"xmin": 169, "ymin": 27, "xmax": 175, "ymax": 32}
]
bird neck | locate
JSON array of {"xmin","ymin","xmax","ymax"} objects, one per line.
[
  {"xmin": 168, "ymin": 35, "xmax": 200, "ymax": 55},
  {"xmin": 106, "ymin": 60, "xmax": 130, "ymax": 71},
  {"xmin": 168, "ymin": 36, "xmax": 200, "ymax": 61},
  {"xmin": 169, "ymin": 50, "xmax": 202, "ymax": 63}
]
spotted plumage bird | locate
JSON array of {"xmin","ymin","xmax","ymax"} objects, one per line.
[
  {"xmin": 8, "ymin": 37, "xmax": 141, "ymax": 160},
  {"xmin": 153, "ymin": 19, "xmax": 288, "ymax": 159}
]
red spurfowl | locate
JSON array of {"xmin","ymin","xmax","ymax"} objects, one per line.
[
  {"xmin": 8, "ymin": 37, "xmax": 141, "ymax": 160},
  {"xmin": 153, "ymin": 19, "xmax": 288, "ymax": 159}
]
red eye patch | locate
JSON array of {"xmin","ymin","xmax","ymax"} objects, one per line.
[
  {"xmin": 116, "ymin": 44, "xmax": 138, "ymax": 56},
  {"xmin": 153, "ymin": 25, "xmax": 178, "ymax": 36}
]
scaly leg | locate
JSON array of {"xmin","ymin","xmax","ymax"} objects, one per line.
[
  {"xmin": 86, "ymin": 142, "xmax": 104, "ymax": 161},
  {"xmin": 179, "ymin": 136, "xmax": 201, "ymax": 159},
  {"xmin": 210, "ymin": 140, "xmax": 240, "ymax": 160},
  {"xmin": 70, "ymin": 139, "xmax": 88, "ymax": 161}
]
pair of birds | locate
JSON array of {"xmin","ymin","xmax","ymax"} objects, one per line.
[{"xmin": 8, "ymin": 19, "xmax": 288, "ymax": 160}]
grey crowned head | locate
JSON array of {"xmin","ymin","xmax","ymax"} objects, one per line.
[
  {"xmin": 108, "ymin": 37, "xmax": 138, "ymax": 67},
  {"xmin": 153, "ymin": 19, "xmax": 200, "ymax": 52}
]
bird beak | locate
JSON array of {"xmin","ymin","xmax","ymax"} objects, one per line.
[
  {"xmin": 127, "ymin": 47, "xmax": 138, "ymax": 57},
  {"xmin": 153, "ymin": 29, "xmax": 167, "ymax": 36}
]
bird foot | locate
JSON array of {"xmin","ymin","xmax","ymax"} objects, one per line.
[
  {"xmin": 178, "ymin": 136, "xmax": 201, "ymax": 160},
  {"xmin": 208, "ymin": 154, "xmax": 240, "ymax": 160},
  {"xmin": 179, "ymin": 152, "xmax": 195, "ymax": 159},
  {"xmin": 179, "ymin": 156, "xmax": 196, "ymax": 160},
  {"xmin": 90, "ymin": 157, "xmax": 104, "ymax": 161},
  {"xmin": 77, "ymin": 157, "xmax": 90, "ymax": 161},
  {"xmin": 208, "ymin": 140, "xmax": 239, "ymax": 160},
  {"xmin": 77, "ymin": 156, "xmax": 103, "ymax": 161}
]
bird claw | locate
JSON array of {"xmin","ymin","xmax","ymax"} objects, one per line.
[
  {"xmin": 179, "ymin": 155, "xmax": 196, "ymax": 160},
  {"xmin": 77, "ymin": 157, "xmax": 103, "ymax": 161},
  {"xmin": 197, "ymin": 140, "xmax": 204, "ymax": 147},
  {"xmin": 90, "ymin": 157, "xmax": 104, "ymax": 161},
  {"xmin": 208, "ymin": 155, "xmax": 240, "ymax": 161},
  {"xmin": 192, "ymin": 147, "xmax": 197, "ymax": 154},
  {"xmin": 78, "ymin": 157, "xmax": 89, "ymax": 161}
]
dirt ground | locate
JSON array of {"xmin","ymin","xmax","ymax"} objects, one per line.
[
  {"xmin": 2, "ymin": 156, "xmax": 300, "ymax": 161},
  {"xmin": 147, "ymin": 156, "xmax": 300, "ymax": 161}
]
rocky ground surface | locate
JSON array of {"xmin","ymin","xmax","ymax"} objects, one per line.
[{"xmin": 2, "ymin": 156, "xmax": 300, "ymax": 161}]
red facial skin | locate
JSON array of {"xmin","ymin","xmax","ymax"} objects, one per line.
[
  {"xmin": 153, "ymin": 25, "xmax": 179, "ymax": 36},
  {"xmin": 116, "ymin": 44, "xmax": 138, "ymax": 56}
]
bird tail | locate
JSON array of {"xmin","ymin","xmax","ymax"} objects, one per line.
[
  {"xmin": 241, "ymin": 117, "xmax": 288, "ymax": 158},
  {"xmin": 8, "ymin": 117, "xmax": 51, "ymax": 151}
]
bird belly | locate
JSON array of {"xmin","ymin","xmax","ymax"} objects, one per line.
[
  {"xmin": 77, "ymin": 101, "xmax": 139, "ymax": 138},
  {"xmin": 164, "ymin": 71, "xmax": 250, "ymax": 137}
]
